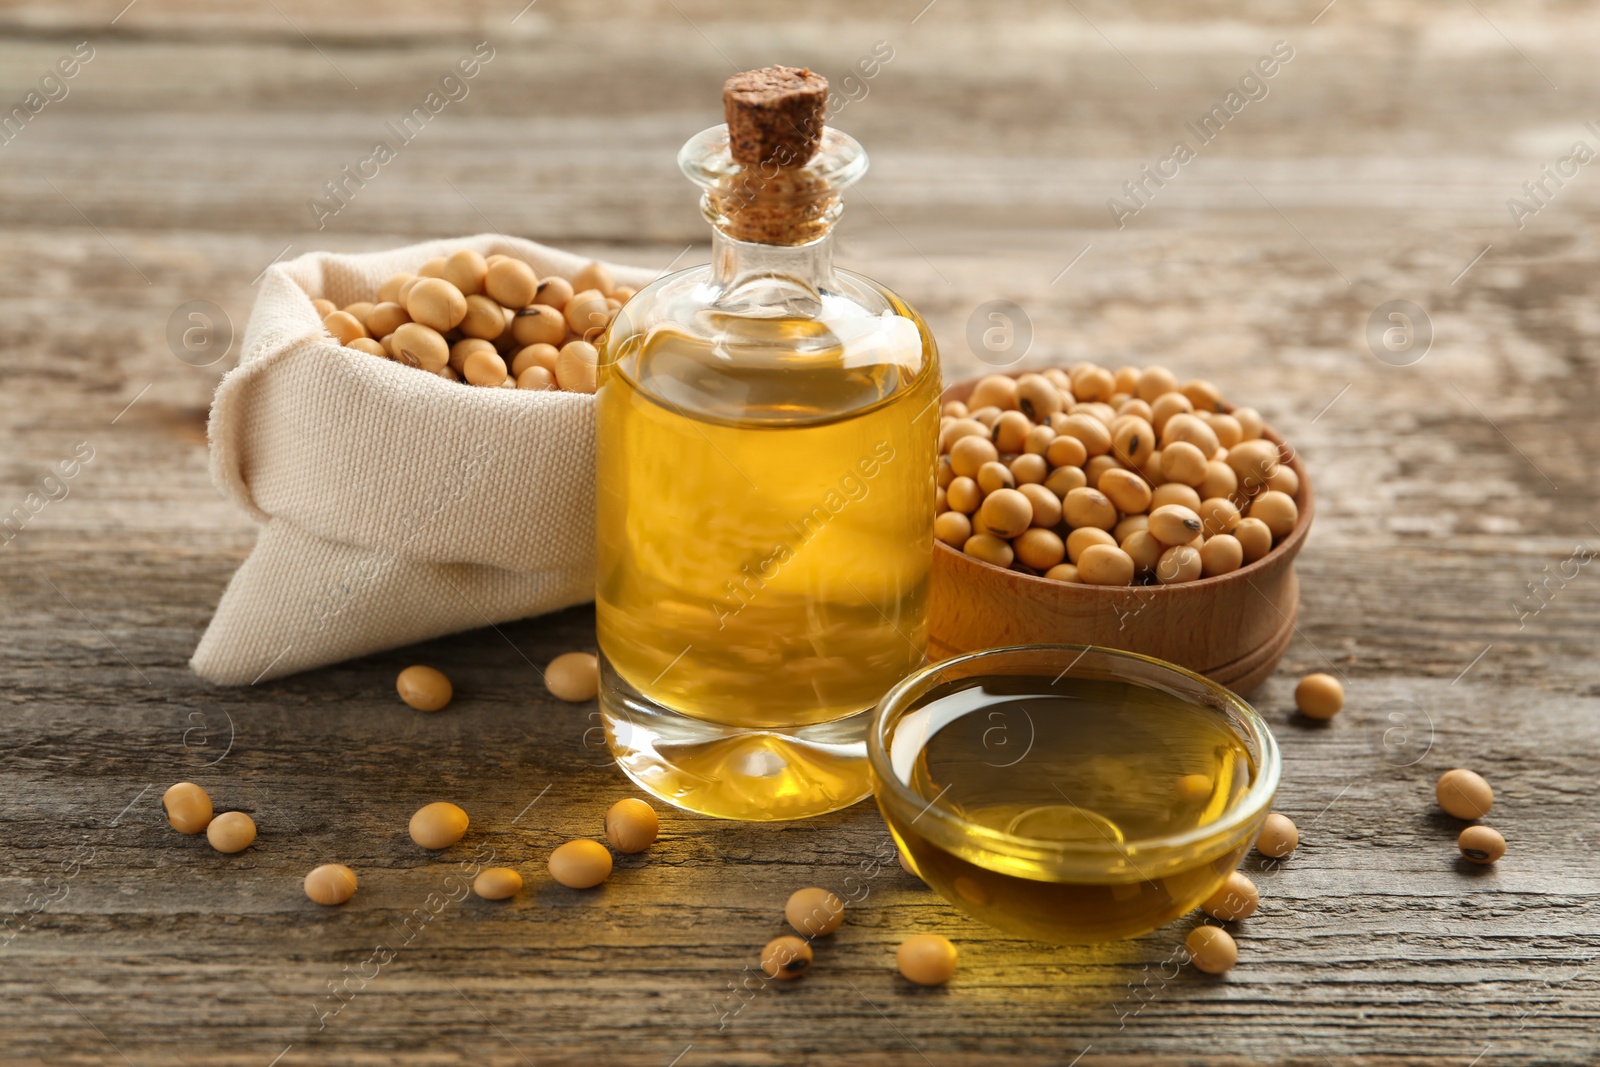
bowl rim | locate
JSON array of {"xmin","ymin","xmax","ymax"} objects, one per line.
[
  {"xmin": 867, "ymin": 642, "xmax": 1283, "ymax": 867},
  {"xmin": 937, "ymin": 373, "xmax": 1314, "ymax": 593}
]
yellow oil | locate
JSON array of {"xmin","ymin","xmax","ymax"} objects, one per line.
[
  {"xmin": 595, "ymin": 289, "xmax": 940, "ymax": 820},
  {"xmin": 883, "ymin": 675, "xmax": 1256, "ymax": 943}
]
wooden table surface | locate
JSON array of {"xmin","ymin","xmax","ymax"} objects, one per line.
[{"xmin": 3, "ymin": 1, "xmax": 1598, "ymax": 1064}]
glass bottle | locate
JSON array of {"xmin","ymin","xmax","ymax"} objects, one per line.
[{"xmin": 593, "ymin": 90, "xmax": 941, "ymax": 821}]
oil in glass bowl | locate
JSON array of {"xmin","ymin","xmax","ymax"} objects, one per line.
[{"xmin": 872, "ymin": 648, "xmax": 1277, "ymax": 943}]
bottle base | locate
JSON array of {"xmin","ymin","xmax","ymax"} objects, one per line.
[{"xmin": 599, "ymin": 655, "xmax": 874, "ymax": 821}]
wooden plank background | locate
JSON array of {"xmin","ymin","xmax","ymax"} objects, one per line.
[{"xmin": 1, "ymin": 1, "xmax": 1597, "ymax": 1063}]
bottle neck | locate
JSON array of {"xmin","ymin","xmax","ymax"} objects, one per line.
[
  {"xmin": 710, "ymin": 226, "xmax": 835, "ymax": 294},
  {"xmin": 677, "ymin": 123, "xmax": 866, "ymax": 310}
]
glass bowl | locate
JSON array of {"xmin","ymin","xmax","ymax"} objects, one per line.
[{"xmin": 868, "ymin": 645, "xmax": 1281, "ymax": 943}]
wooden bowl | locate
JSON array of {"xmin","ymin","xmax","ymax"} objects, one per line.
[{"xmin": 928, "ymin": 375, "xmax": 1314, "ymax": 696}]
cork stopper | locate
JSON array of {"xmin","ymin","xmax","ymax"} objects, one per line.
[
  {"xmin": 708, "ymin": 169, "xmax": 835, "ymax": 246},
  {"xmin": 722, "ymin": 66, "xmax": 829, "ymax": 168}
]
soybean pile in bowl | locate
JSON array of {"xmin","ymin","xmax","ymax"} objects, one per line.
[{"xmin": 929, "ymin": 365, "xmax": 1312, "ymax": 696}]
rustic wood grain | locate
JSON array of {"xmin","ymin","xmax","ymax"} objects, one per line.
[{"xmin": 1, "ymin": 1, "xmax": 1598, "ymax": 1064}]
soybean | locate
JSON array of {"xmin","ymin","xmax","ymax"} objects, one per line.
[
  {"xmin": 572, "ymin": 261, "xmax": 614, "ymax": 296},
  {"xmin": 964, "ymin": 533, "xmax": 1014, "ymax": 568},
  {"xmin": 1044, "ymin": 562, "xmax": 1079, "ymax": 583},
  {"xmin": 1198, "ymin": 497, "xmax": 1241, "ymax": 536},
  {"xmin": 377, "ymin": 273, "xmax": 413, "ymax": 304},
  {"xmin": 1148, "ymin": 504, "xmax": 1204, "ymax": 546},
  {"xmin": 517, "ymin": 366, "xmax": 557, "ymax": 391},
  {"xmin": 511, "ymin": 342, "xmax": 560, "ymax": 378},
  {"xmin": 450, "ymin": 337, "xmax": 495, "ymax": 373},
  {"xmin": 976, "ymin": 460, "xmax": 1014, "ymax": 495},
  {"xmin": 206, "ymin": 811, "xmax": 257, "ymax": 854},
  {"xmin": 1066, "ymin": 527, "xmax": 1116, "ymax": 564},
  {"xmin": 534, "ymin": 276, "xmax": 575, "ymax": 310},
  {"xmin": 1098, "ymin": 467, "xmax": 1152, "ymax": 514},
  {"xmin": 1436, "ymin": 769, "xmax": 1493, "ymax": 819},
  {"xmin": 1045, "ymin": 434, "xmax": 1088, "ymax": 470},
  {"xmin": 397, "ymin": 665, "xmax": 453, "ymax": 712},
  {"xmin": 786, "ymin": 887, "xmax": 845, "ymax": 937},
  {"xmin": 1121, "ymin": 530, "xmax": 1164, "ymax": 576},
  {"xmin": 992, "ymin": 410, "xmax": 1032, "ymax": 453},
  {"xmin": 1267, "ymin": 465, "xmax": 1300, "ymax": 497},
  {"xmin": 442, "ymin": 249, "xmax": 488, "ymax": 296},
  {"xmin": 1294, "ymin": 673, "xmax": 1344, "ymax": 720},
  {"xmin": 1200, "ymin": 871, "xmax": 1259, "ymax": 921},
  {"xmin": 1256, "ymin": 813, "xmax": 1299, "ymax": 858},
  {"xmin": 1063, "ymin": 487, "xmax": 1117, "ymax": 531},
  {"xmin": 1013, "ymin": 528, "xmax": 1065, "ymax": 570},
  {"xmin": 410, "ymin": 802, "xmax": 469, "ymax": 850},
  {"xmin": 761, "ymin": 935, "xmax": 814, "ymax": 979},
  {"xmin": 485, "ymin": 258, "xmax": 539, "ymax": 308},
  {"xmin": 462, "ymin": 348, "xmax": 508, "ymax": 388},
  {"xmin": 405, "ymin": 278, "xmax": 469, "ymax": 332},
  {"xmin": 549, "ymin": 839, "xmax": 613, "ymax": 888},
  {"xmin": 1015, "ymin": 374, "xmax": 1064, "ymax": 421},
  {"xmin": 1161, "ymin": 441, "xmax": 1208, "ymax": 487},
  {"xmin": 934, "ymin": 510, "xmax": 972, "ymax": 548},
  {"xmin": 390, "ymin": 322, "xmax": 449, "ymax": 373},
  {"xmin": 1186, "ymin": 925, "xmax": 1238, "ymax": 974},
  {"xmin": 564, "ymin": 289, "xmax": 611, "ymax": 339},
  {"xmin": 1156, "ymin": 544, "xmax": 1202, "ymax": 584},
  {"xmin": 1234, "ymin": 517, "xmax": 1273, "ymax": 563},
  {"xmin": 896, "ymin": 933, "xmax": 958, "ymax": 985},
  {"xmin": 977, "ymin": 488, "xmax": 1033, "ymax": 539},
  {"xmin": 1227, "ymin": 439, "xmax": 1280, "ymax": 489},
  {"xmin": 1150, "ymin": 482, "xmax": 1202, "ymax": 512},
  {"xmin": 1250, "ymin": 490, "xmax": 1299, "ymax": 540},
  {"xmin": 1163, "ymin": 413, "xmax": 1220, "ymax": 457},
  {"xmin": 546, "ymin": 651, "xmax": 600, "ymax": 703},
  {"xmin": 1136, "ymin": 365, "xmax": 1179, "ymax": 402},
  {"xmin": 1043, "ymin": 465, "xmax": 1087, "ymax": 499},
  {"xmin": 554, "ymin": 340, "xmax": 599, "ymax": 394},
  {"xmin": 1057, "ymin": 413, "xmax": 1111, "ymax": 457},
  {"xmin": 473, "ymin": 867, "xmax": 524, "ymax": 900},
  {"xmin": 163, "ymin": 782, "xmax": 213, "ymax": 834},
  {"xmin": 1009, "ymin": 452, "xmax": 1047, "ymax": 486},
  {"xmin": 305, "ymin": 863, "xmax": 359, "ymax": 905},
  {"xmin": 604, "ymin": 798, "xmax": 659, "ymax": 853},
  {"xmin": 968, "ymin": 374, "xmax": 1017, "ymax": 411},
  {"xmin": 1111, "ymin": 416, "xmax": 1155, "ymax": 468},
  {"xmin": 1018, "ymin": 483, "xmax": 1062, "ymax": 528},
  {"xmin": 459, "ymin": 294, "xmax": 507, "ymax": 340},
  {"xmin": 323, "ymin": 310, "xmax": 368, "ymax": 345},
  {"xmin": 1199, "ymin": 533, "xmax": 1243, "ymax": 577},
  {"xmin": 946, "ymin": 477, "xmax": 982, "ymax": 514},
  {"xmin": 1077, "ymin": 544, "xmax": 1135, "ymax": 586},
  {"xmin": 1458, "ymin": 825, "xmax": 1506, "ymax": 865},
  {"xmin": 949, "ymin": 435, "xmax": 998, "ymax": 478},
  {"xmin": 1233, "ymin": 406, "xmax": 1264, "ymax": 440},
  {"xmin": 511, "ymin": 304, "xmax": 567, "ymax": 347}
]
